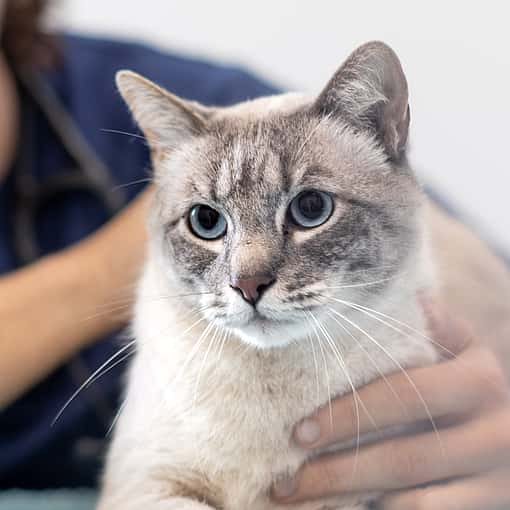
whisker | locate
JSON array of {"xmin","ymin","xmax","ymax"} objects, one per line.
[
  {"xmin": 171, "ymin": 319, "xmax": 215, "ymax": 388},
  {"xmin": 55, "ymin": 306, "xmax": 208, "ymax": 426},
  {"xmin": 52, "ymin": 340, "xmax": 136, "ymax": 425},
  {"xmin": 106, "ymin": 398, "xmax": 127, "ymax": 437},
  {"xmin": 81, "ymin": 292, "xmax": 215, "ymax": 323},
  {"xmin": 327, "ymin": 297, "xmax": 506, "ymax": 405},
  {"xmin": 215, "ymin": 326, "xmax": 229, "ymax": 364},
  {"xmin": 309, "ymin": 312, "xmax": 367, "ymax": 485},
  {"xmin": 322, "ymin": 275, "xmax": 398, "ymax": 290},
  {"xmin": 100, "ymin": 128, "xmax": 147, "ymax": 141},
  {"xmin": 192, "ymin": 322, "xmax": 220, "ymax": 409},
  {"xmin": 145, "ymin": 307, "xmax": 213, "ymax": 424},
  {"xmin": 326, "ymin": 309, "xmax": 408, "ymax": 424},
  {"xmin": 331, "ymin": 298, "xmax": 458, "ymax": 360},
  {"xmin": 98, "ymin": 291, "xmax": 215, "ymax": 309},
  {"xmin": 112, "ymin": 177, "xmax": 153, "ymax": 191},
  {"xmin": 306, "ymin": 331, "xmax": 321, "ymax": 410},
  {"xmin": 326, "ymin": 305, "xmax": 446, "ymax": 460},
  {"xmin": 85, "ymin": 349, "xmax": 135, "ymax": 389},
  {"xmin": 306, "ymin": 312, "xmax": 334, "ymax": 429}
]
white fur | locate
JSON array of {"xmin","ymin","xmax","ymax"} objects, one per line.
[
  {"xmin": 97, "ymin": 208, "xmax": 437, "ymax": 510},
  {"xmin": 102, "ymin": 47, "xmax": 436, "ymax": 509}
]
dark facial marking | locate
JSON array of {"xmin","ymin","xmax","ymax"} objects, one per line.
[{"xmin": 169, "ymin": 232, "xmax": 218, "ymax": 277}]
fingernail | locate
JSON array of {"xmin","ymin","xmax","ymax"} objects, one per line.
[
  {"xmin": 295, "ymin": 418, "xmax": 321, "ymax": 445},
  {"xmin": 272, "ymin": 475, "xmax": 296, "ymax": 499}
]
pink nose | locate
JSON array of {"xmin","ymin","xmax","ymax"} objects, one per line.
[{"xmin": 230, "ymin": 274, "xmax": 275, "ymax": 305}]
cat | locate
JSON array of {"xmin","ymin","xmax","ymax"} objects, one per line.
[{"xmin": 97, "ymin": 41, "xmax": 438, "ymax": 510}]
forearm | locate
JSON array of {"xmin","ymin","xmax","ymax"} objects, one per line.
[
  {"xmin": 426, "ymin": 200, "xmax": 510, "ymax": 364},
  {"xmin": 0, "ymin": 189, "xmax": 150, "ymax": 408}
]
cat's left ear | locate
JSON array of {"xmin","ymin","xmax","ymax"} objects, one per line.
[
  {"xmin": 116, "ymin": 70, "xmax": 209, "ymax": 156},
  {"xmin": 314, "ymin": 41, "xmax": 410, "ymax": 159}
]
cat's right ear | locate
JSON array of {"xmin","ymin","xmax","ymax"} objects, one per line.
[
  {"xmin": 313, "ymin": 41, "xmax": 410, "ymax": 160},
  {"xmin": 116, "ymin": 70, "xmax": 208, "ymax": 156}
]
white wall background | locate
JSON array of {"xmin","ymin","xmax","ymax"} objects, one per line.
[{"xmin": 54, "ymin": 1, "xmax": 510, "ymax": 254}]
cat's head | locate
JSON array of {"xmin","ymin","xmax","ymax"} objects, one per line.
[{"xmin": 117, "ymin": 41, "xmax": 423, "ymax": 348}]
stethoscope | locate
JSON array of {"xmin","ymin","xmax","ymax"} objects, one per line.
[
  {"xmin": 8, "ymin": 69, "xmax": 129, "ymax": 429},
  {"xmin": 11, "ymin": 68, "xmax": 127, "ymax": 265}
]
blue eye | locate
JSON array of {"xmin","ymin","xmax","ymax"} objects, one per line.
[
  {"xmin": 290, "ymin": 190, "xmax": 333, "ymax": 228},
  {"xmin": 189, "ymin": 204, "xmax": 227, "ymax": 240}
]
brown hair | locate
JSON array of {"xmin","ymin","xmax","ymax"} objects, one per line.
[{"xmin": 2, "ymin": 0, "xmax": 58, "ymax": 69}]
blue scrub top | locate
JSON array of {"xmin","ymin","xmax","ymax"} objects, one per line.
[{"xmin": 0, "ymin": 34, "xmax": 278, "ymax": 489}]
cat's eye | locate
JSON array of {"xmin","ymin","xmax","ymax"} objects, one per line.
[
  {"xmin": 289, "ymin": 190, "xmax": 333, "ymax": 228},
  {"xmin": 189, "ymin": 204, "xmax": 227, "ymax": 240}
]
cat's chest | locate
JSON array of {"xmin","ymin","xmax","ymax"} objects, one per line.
[
  {"xmin": 126, "ymin": 306, "xmax": 435, "ymax": 510},
  {"xmin": 156, "ymin": 338, "xmax": 379, "ymax": 470}
]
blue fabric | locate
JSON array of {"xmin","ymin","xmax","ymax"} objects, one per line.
[{"xmin": 0, "ymin": 34, "xmax": 278, "ymax": 489}]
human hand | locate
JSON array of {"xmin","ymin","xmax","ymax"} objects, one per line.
[{"xmin": 272, "ymin": 303, "xmax": 510, "ymax": 509}]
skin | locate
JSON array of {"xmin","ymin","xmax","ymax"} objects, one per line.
[
  {"xmin": 1, "ymin": 18, "xmax": 510, "ymax": 504},
  {"xmin": 0, "ymin": 188, "xmax": 151, "ymax": 408},
  {"xmin": 0, "ymin": 31, "xmax": 151, "ymax": 407},
  {"xmin": 272, "ymin": 305, "xmax": 510, "ymax": 508}
]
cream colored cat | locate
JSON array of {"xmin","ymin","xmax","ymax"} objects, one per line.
[{"xmin": 98, "ymin": 41, "xmax": 437, "ymax": 510}]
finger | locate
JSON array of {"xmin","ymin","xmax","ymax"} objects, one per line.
[
  {"xmin": 294, "ymin": 346, "xmax": 506, "ymax": 449},
  {"xmin": 379, "ymin": 468, "xmax": 510, "ymax": 510},
  {"xmin": 275, "ymin": 410, "xmax": 510, "ymax": 502},
  {"xmin": 420, "ymin": 298, "xmax": 475, "ymax": 357}
]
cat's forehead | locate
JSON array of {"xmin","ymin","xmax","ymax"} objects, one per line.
[
  {"xmin": 214, "ymin": 92, "xmax": 311, "ymax": 120},
  {"xmin": 201, "ymin": 112, "xmax": 389, "ymax": 197},
  {"xmin": 156, "ymin": 91, "xmax": 394, "ymax": 215},
  {"xmin": 196, "ymin": 114, "xmax": 325, "ymax": 205}
]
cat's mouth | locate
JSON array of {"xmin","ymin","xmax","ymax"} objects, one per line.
[
  {"xmin": 221, "ymin": 309, "xmax": 290, "ymax": 329},
  {"xmin": 250, "ymin": 310, "xmax": 295, "ymax": 327},
  {"xmin": 216, "ymin": 304, "xmax": 321, "ymax": 347},
  {"xmin": 222, "ymin": 306, "xmax": 304, "ymax": 328}
]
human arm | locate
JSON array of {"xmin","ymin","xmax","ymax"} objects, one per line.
[{"xmin": 0, "ymin": 188, "xmax": 151, "ymax": 408}]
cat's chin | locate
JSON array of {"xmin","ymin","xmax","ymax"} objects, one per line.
[{"xmin": 232, "ymin": 316, "xmax": 312, "ymax": 349}]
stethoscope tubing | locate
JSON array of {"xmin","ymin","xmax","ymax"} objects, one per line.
[{"xmin": 11, "ymin": 69, "xmax": 126, "ymax": 264}]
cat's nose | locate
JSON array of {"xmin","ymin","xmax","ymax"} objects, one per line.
[{"xmin": 230, "ymin": 274, "xmax": 275, "ymax": 305}]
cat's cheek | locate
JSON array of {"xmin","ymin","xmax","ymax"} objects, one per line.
[
  {"xmin": 165, "ymin": 228, "xmax": 222, "ymax": 279},
  {"xmin": 288, "ymin": 203, "xmax": 346, "ymax": 247}
]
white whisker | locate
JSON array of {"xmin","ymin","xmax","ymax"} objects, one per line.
[
  {"xmin": 308, "ymin": 313, "xmax": 367, "ymax": 486},
  {"xmin": 52, "ymin": 340, "xmax": 136, "ymax": 426},
  {"xmin": 192, "ymin": 322, "xmax": 220, "ymax": 408},
  {"xmin": 306, "ymin": 312, "xmax": 334, "ymax": 429},
  {"xmin": 306, "ymin": 332, "xmax": 321, "ymax": 410},
  {"xmin": 326, "ymin": 309, "xmax": 407, "ymax": 425},
  {"xmin": 332, "ymin": 297, "xmax": 458, "ymax": 360},
  {"xmin": 106, "ymin": 399, "xmax": 127, "ymax": 437},
  {"xmin": 215, "ymin": 326, "xmax": 229, "ymax": 364},
  {"xmin": 100, "ymin": 128, "xmax": 146, "ymax": 140},
  {"xmin": 323, "ymin": 275, "xmax": 398, "ymax": 290},
  {"xmin": 327, "ymin": 306, "xmax": 446, "ymax": 460}
]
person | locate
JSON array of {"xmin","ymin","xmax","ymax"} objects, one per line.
[
  {"xmin": 0, "ymin": 1, "xmax": 509, "ymax": 507},
  {"xmin": 0, "ymin": 0, "xmax": 277, "ymax": 489}
]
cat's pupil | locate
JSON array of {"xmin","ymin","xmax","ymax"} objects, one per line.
[
  {"xmin": 298, "ymin": 191, "xmax": 324, "ymax": 219},
  {"xmin": 197, "ymin": 206, "xmax": 219, "ymax": 230}
]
